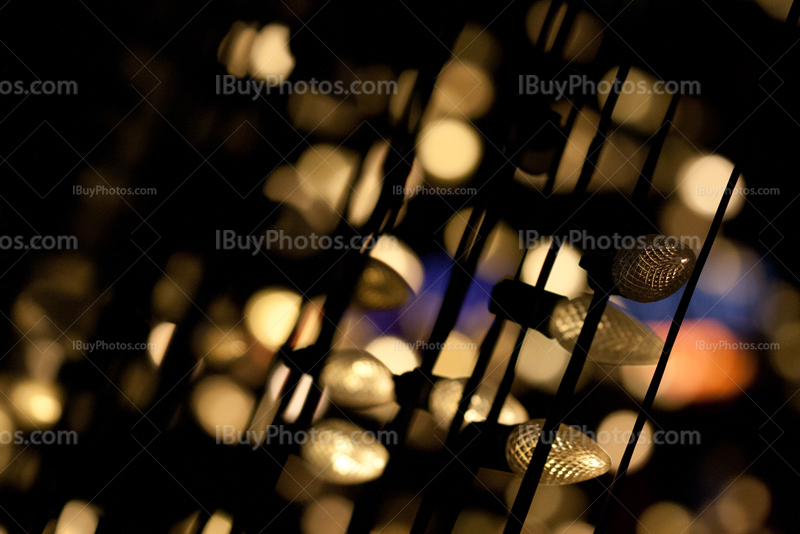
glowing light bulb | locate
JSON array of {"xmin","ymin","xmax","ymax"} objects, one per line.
[
  {"xmin": 612, "ymin": 235, "xmax": 696, "ymax": 303},
  {"xmin": 549, "ymin": 295, "xmax": 664, "ymax": 365},
  {"xmin": 300, "ymin": 419, "xmax": 389, "ymax": 485},
  {"xmin": 352, "ymin": 236, "xmax": 423, "ymax": 311},
  {"xmin": 428, "ymin": 378, "xmax": 528, "ymax": 428},
  {"xmin": 321, "ymin": 351, "xmax": 395, "ymax": 409},
  {"xmin": 416, "ymin": 119, "xmax": 483, "ymax": 181},
  {"xmin": 249, "ymin": 23, "xmax": 295, "ymax": 83},
  {"xmin": 506, "ymin": 419, "xmax": 611, "ymax": 484},
  {"xmin": 11, "ymin": 380, "xmax": 62, "ymax": 429},
  {"xmin": 243, "ymin": 287, "xmax": 302, "ymax": 350}
]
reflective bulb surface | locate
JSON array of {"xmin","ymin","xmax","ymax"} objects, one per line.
[
  {"xmin": 428, "ymin": 378, "xmax": 528, "ymax": 428},
  {"xmin": 506, "ymin": 418, "xmax": 611, "ymax": 484},
  {"xmin": 320, "ymin": 350, "xmax": 395, "ymax": 409},
  {"xmin": 612, "ymin": 235, "xmax": 696, "ymax": 303},
  {"xmin": 549, "ymin": 295, "xmax": 663, "ymax": 365},
  {"xmin": 300, "ymin": 419, "xmax": 389, "ymax": 485}
]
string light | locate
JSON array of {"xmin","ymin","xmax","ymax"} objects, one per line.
[
  {"xmin": 320, "ymin": 351, "xmax": 396, "ymax": 409},
  {"xmin": 612, "ymin": 235, "xmax": 696, "ymax": 303},
  {"xmin": 506, "ymin": 419, "xmax": 611, "ymax": 484},
  {"xmin": 428, "ymin": 378, "xmax": 528, "ymax": 428},
  {"xmin": 549, "ymin": 295, "xmax": 664, "ymax": 365},
  {"xmin": 301, "ymin": 419, "xmax": 389, "ymax": 485}
]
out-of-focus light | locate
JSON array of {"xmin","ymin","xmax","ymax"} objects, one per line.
[
  {"xmin": 288, "ymin": 92, "xmax": 361, "ymax": 138},
  {"xmin": 417, "ymin": 119, "xmax": 483, "ymax": 181},
  {"xmin": 677, "ymin": 154, "xmax": 745, "ymax": 220},
  {"xmin": 612, "ymin": 235, "xmax": 696, "ymax": 303},
  {"xmin": 431, "ymin": 331, "xmax": 479, "ymax": 378},
  {"xmin": 201, "ymin": 511, "xmax": 233, "ymax": 534},
  {"xmin": 506, "ymin": 419, "xmax": 611, "ymax": 484},
  {"xmin": 276, "ymin": 454, "xmax": 324, "ymax": 503},
  {"xmin": 637, "ymin": 502, "xmax": 693, "ymax": 534},
  {"xmin": 504, "ymin": 481, "xmax": 588, "ymax": 527},
  {"xmin": 756, "ymin": 0, "xmax": 799, "ymax": 24},
  {"xmin": 353, "ymin": 236, "xmax": 424, "ymax": 310},
  {"xmin": 714, "ymin": 476, "xmax": 771, "ymax": 534},
  {"xmin": 769, "ymin": 321, "xmax": 800, "ymax": 381},
  {"xmin": 597, "ymin": 410, "xmax": 653, "ymax": 474},
  {"xmin": 444, "ymin": 209, "xmax": 523, "ymax": 283},
  {"xmin": 244, "ymin": 288, "xmax": 302, "ymax": 350},
  {"xmin": 553, "ymin": 521, "xmax": 595, "ymax": 534},
  {"xmin": 148, "ymin": 321, "xmax": 176, "ymax": 366},
  {"xmin": 198, "ymin": 325, "xmax": 248, "ymax": 366},
  {"xmin": 24, "ymin": 339, "xmax": 64, "ymax": 382},
  {"xmin": 263, "ymin": 145, "xmax": 359, "ymax": 236},
  {"xmin": 301, "ymin": 495, "xmax": 353, "ymax": 534},
  {"xmin": 452, "ymin": 23, "xmax": 502, "ymax": 71},
  {"xmin": 544, "ymin": 105, "xmax": 644, "ymax": 195},
  {"xmin": 760, "ymin": 281, "xmax": 800, "ymax": 337},
  {"xmin": 428, "ymin": 378, "xmax": 528, "ymax": 429},
  {"xmin": 516, "ymin": 330, "xmax": 578, "ymax": 394},
  {"xmin": 191, "ymin": 375, "xmax": 255, "ymax": 439},
  {"xmin": 388, "ymin": 70, "xmax": 420, "ymax": 126},
  {"xmin": 451, "ymin": 510, "xmax": 506, "ymax": 534},
  {"xmin": 365, "ymin": 336, "xmax": 421, "ymax": 374},
  {"xmin": 297, "ymin": 145, "xmax": 358, "ymax": 212},
  {"xmin": 11, "ymin": 381, "xmax": 62, "ymax": 429},
  {"xmin": 526, "ymin": 1, "xmax": 603, "ymax": 63},
  {"xmin": 217, "ymin": 22, "xmax": 257, "ymax": 78},
  {"xmin": 151, "ymin": 252, "xmax": 203, "ymax": 322},
  {"xmin": 430, "ymin": 62, "xmax": 494, "ymax": 119},
  {"xmin": 321, "ymin": 351, "xmax": 395, "ymax": 409},
  {"xmin": 550, "ymin": 295, "xmax": 664, "ymax": 365},
  {"xmin": 300, "ymin": 419, "xmax": 389, "ymax": 484},
  {"xmin": 699, "ymin": 239, "xmax": 766, "ymax": 310},
  {"xmin": 598, "ymin": 67, "xmax": 671, "ymax": 135},
  {"xmin": 621, "ymin": 319, "xmax": 757, "ymax": 409},
  {"xmin": 249, "ymin": 23, "xmax": 295, "ymax": 83},
  {"xmin": 283, "ymin": 373, "xmax": 315, "ymax": 424},
  {"xmin": 55, "ymin": 501, "xmax": 100, "ymax": 534},
  {"xmin": 521, "ymin": 238, "xmax": 587, "ymax": 299},
  {"xmin": 348, "ymin": 141, "xmax": 389, "ymax": 228}
]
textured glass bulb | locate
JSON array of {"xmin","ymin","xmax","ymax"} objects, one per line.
[
  {"xmin": 428, "ymin": 378, "xmax": 529, "ymax": 428},
  {"xmin": 300, "ymin": 419, "xmax": 389, "ymax": 485},
  {"xmin": 549, "ymin": 295, "xmax": 663, "ymax": 365},
  {"xmin": 506, "ymin": 419, "xmax": 611, "ymax": 484},
  {"xmin": 320, "ymin": 350, "xmax": 395, "ymax": 409},
  {"xmin": 612, "ymin": 235, "xmax": 696, "ymax": 303}
]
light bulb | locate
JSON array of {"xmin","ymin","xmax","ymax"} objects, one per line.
[
  {"xmin": 352, "ymin": 237, "xmax": 424, "ymax": 311},
  {"xmin": 549, "ymin": 295, "xmax": 663, "ymax": 365},
  {"xmin": 506, "ymin": 419, "xmax": 611, "ymax": 484},
  {"xmin": 428, "ymin": 378, "xmax": 529, "ymax": 428},
  {"xmin": 300, "ymin": 419, "xmax": 389, "ymax": 485},
  {"xmin": 320, "ymin": 350, "xmax": 395, "ymax": 409},
  {"xmin": 612, "ymin": 235, "xmax": 696, "ymax": 303}
]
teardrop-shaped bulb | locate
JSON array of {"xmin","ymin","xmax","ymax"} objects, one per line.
[
  {"xmin": 320, "ymin": 350, "xmax": 395, "ymax": 409},
  {"xmin": 428, "ymin": 378, "xmax": 529, "ymax": 429},
  {"xmin": 300, "ymin": 419, "xmax": 389, "ymax": 485},
  {"xmin": 549, "ymin": 295, "xmax": 663, "ymax": 365},
  {"xmin": 612, "ymin": 235, "xmax": 696, "ymax": 303},
  {"xmin": 505, "ymin": 418, "xmax": 611, "ymax": 484}
]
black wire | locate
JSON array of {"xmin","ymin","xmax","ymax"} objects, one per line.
[{"xmin": 592, "ymin": 164, "xmax": 741, "ymax": 534}]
